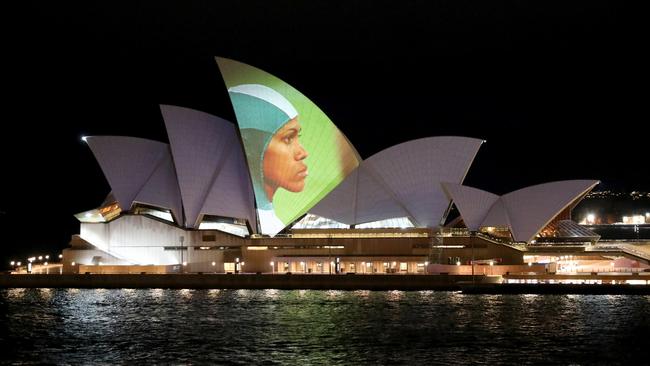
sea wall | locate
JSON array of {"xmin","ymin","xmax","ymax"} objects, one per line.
[{"xmin": 0, "ymin": 273, "xmax": 499, "ymax": 290}]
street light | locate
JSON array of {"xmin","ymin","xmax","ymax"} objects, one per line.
[{"xmin": 27, "ymin": 257, "xmax": 34, "ymax": 273}]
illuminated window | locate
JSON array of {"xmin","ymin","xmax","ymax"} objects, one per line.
[
  {"xmin": 356, "ymin": 217, "xmax": 414, "ymax": 229},
  {"xmin": 199, "ymin": 215, "xmax": 249, "ymax": 237},
  {"xmin": 292, "ymin": 214, "xmax": 349, "ymax": 229},
  {"xmin": 133, "ymin": 204, "xmax": 174, "ymax": 223}
]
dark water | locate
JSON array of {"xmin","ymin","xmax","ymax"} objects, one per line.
[{"xmin": 1, "ymin": 289, "xmax": 649, "ymax": 365}]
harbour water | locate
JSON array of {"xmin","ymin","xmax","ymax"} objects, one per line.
[{"xmin": 1, "ymin": 289, "xmax": 649, "ymax": 364}]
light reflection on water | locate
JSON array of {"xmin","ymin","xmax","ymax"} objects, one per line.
[{"xmin": 1, "ymin": 289, "xmax": 649, "ymax": 365}]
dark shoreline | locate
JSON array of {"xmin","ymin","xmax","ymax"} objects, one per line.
[{"xmin": 2, "ymin": 273, "xmax": 650, "ymax": 294}]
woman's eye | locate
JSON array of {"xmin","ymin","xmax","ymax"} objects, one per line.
[{"xmin": 283, "ymin": 136, "xmax": 293, "ymax": 144}]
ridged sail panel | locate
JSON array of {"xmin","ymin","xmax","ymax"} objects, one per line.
[
  {"xmin": 353, "ymin": 165, "xmax": 410, "ymax": 224},
  {"xmin": 133, "ymin": 150, "xmax": 184, "ymax": 224},
  {"xmin": 217, "ymin": 57, "xmax": 361, "ymax": 236},
  {"xmin": 447, "ymin": 180, "xmax": 600, "ymax": 243},
  {"xmin": 501, "ymin": 180, "xmax": 599, "ymax": 242},
  {"xmin": 365, "ymin": 136, "xmax": 483, "ymax": 227},
  {"xmin": 310, "ymin": 136, "xmax": 483, "ymax": 227},
  {"xmin": 308, "ymin": 169, "xmax": 359, "ymax": 225},
  {"xmin": 160, "ymin": 105, "xmax": 256, "ymax": 229},
  {"xmin": 86, "ymin": 136, "xmax": 168, "ymax": 213},
  {"xmin": 199, "ymin": 138, "xmax": 258, "ymax": 232},
  {"xmin": 441, "ymin": 183, "xmax": 499, "ymax": 231},
  {"xmin": 481, "ymin": 199, "xmax": 512, "ymax": 229}
]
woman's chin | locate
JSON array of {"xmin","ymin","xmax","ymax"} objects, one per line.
[{"xmin": 285, "ymin": 182, "xmax": 305, "ymax": 193}]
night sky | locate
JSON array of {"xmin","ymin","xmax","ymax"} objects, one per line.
[{"xmin": 1, "ymin": 1, "xmax": 646, "ymax": 264}]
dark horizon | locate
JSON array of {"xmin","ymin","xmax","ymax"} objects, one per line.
[{"xmin": 1, "ymin": 2, "xmax": 647, "ymax": 263}]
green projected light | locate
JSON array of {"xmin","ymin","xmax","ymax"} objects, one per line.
[{"xmin": 217, "ymin": 57, "xmax": 360, "ymax": 236}]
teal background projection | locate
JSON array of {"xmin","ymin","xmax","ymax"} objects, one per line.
[{"xmin": 217, "ymin": 57, "xmax": 360, "ymax": 233}]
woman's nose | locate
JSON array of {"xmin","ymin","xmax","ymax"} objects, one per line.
[{"xmin": 295, "ymin": 143, "xmax": 308, "ymax": 160}]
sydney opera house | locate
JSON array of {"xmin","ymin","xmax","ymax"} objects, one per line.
[{"xmin": 63, "ymin": 57, "xmax": 601, "ymax": 275}]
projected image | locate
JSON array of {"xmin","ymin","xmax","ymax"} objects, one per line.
[{"xmin": 217, "ymin": 57, "xmax": 360, "ymax": 235}]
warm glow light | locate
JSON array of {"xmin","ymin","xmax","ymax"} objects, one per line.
[
  {"xmin": 45, "ymin": 255, "xmax": 49, "ymax": 259},
  {"xmin": 456, "ymin": 261, "xmax": 461, "ymax": 266},
  {"xmin": 489, "ymin": 261, "xmax": 494, "ymax": 266},
  {"xmin": 424, "ymin": 261, "xmax": 429, "ymax": 266},
  {"xmin": 182, "ymin": 262, "xmax": 187, "ymax": 266},
  {"xmin": 38, "ymin": 256, "xmax": 43, "ymax": 260},
  {"xmin": 247, "ymin": 246, "xmax": 269, "ymax": 251},
  {"xmin": 17, "ymin": 262, "xmax": 21, "ymax": 266},
  {"xmin": 71, "ymin": 262, "xmax": 76, "ymax": 266},
  {"xmin": 44, "ymin": 262, "xmax": 48, "ymax": 266},
  {"xmin": 528, "ymin": 262, "xmax": 533, "ymax": 267},
  {"xmin": 610, "ymin": 262, "xmax": 615, "ymax": 266},
  {"xmin": 58, "ymin": 254, "xmax": 63, "ymax": 259},
  {"xmin": 586, "ymin": 213, "xmax": 595, "ymax": 224},
  {"xmin": 211, "ymin": 261, "xmax": 216, "ymax": 266},
  {"xmin": 270, "ymin": 261, "xmax": 274, "ymax": 266},
  {"xmin": 10, "ymin": 261, "xmax": 15, "ymax": 266}
]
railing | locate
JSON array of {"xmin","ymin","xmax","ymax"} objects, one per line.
[
  {"xmin": 474, "ymin": 232, "xmax": 527, "ymax": 251},
  {"xmin": 589, "ymin": 243, "xmax": 650, "ymax": 262}
]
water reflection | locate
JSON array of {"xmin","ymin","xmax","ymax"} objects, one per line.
[
  {"xmin": 149, "ymin": 288, "xmax": 163, "ymax": 300},
  {"xmin": 354, "ymin": 290, "xmax": 370, "ymax": 298},
  {"xmin": 386, "ymin": 290, "xmax": 403, "ymax": 302},
  {"xmin": 179, "ymin": 289, "xmax": 193, "ymax": 299},
  {"xmin": 1, "ymin": 289, "xmax": 649, "ymax": 365}
]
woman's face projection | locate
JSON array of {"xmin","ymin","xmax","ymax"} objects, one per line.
[{"xmin": 263, "ymin": 117, "xmax": 309, "ymax": 195}]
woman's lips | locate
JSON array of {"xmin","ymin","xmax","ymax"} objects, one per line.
[{"xmin": 297, "ymin": 168, "xmax": 308, "ymax": 177}]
